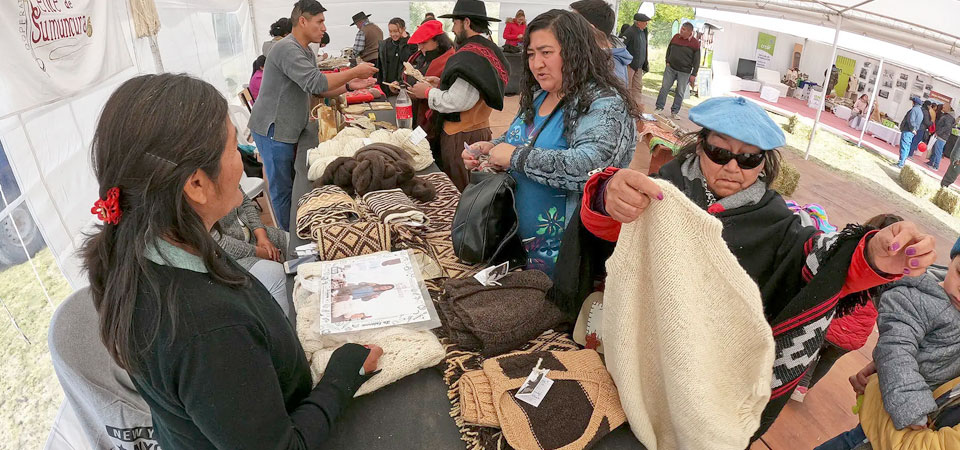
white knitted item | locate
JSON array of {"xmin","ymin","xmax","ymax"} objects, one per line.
[
  {"xmin": 603, "ymin": 180, "xmax": 774, "ymax": 450},
  {"xmin": 294, "ymin": 263, "xmax": 444, "ymax": 397}
]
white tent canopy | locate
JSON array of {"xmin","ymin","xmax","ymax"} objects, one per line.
[{"xmin": 659, "ymin": 0, "xmax": 960, "ymax": 64}]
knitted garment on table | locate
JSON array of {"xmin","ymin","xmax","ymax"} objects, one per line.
[
  {"xmin": 393, "ymin": 224, "xmax": 446, "ymax": 280},
  {"xmin": 603, "ymin": 179, "xmax": 774, "ymax": 450},
  {"xmin": 370, "ymin": 128, "xmax": 434, "ymax": 171},
  {"xmin": 460, "ymin": 350, "xmax": 626, "ymax": 450},
  {"xmin": 320, "ymin": 144, "xmax": 437, "ymax": 202},
  {"xmin": 295, "ymin": 185, "xmax": 361, "ymax": 240},
  {"xmin": 314, "ymin": 222, "xmax": 392, "ymax": 261},
  {"xmin": 441, "ymin": 330, "xmax": 582, "ymax": 450},
  {"xmin": 362, "ymin": 188, "xmax": 430, "ymax": 227},
  {"xmin": 293, "ymin": 264, "xmax": 444, "ymax": 396},
  {"xmin": 438, "ymin": 271, "xmax": 566, "ymax": 356}
]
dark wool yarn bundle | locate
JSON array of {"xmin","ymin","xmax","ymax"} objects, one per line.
[{"xmin": 319, "ymin": 143, "xmax": 437, "ymax": 202}]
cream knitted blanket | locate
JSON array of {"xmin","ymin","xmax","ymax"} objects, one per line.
[
  {"xmin": 294, "ymin": 261, "xmax": 444, "ymax": 396},
  {"xmin": 603, "ymin": 179, "xmax": 774, "ymax": 450}
]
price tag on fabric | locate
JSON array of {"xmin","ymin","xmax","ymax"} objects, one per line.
[
  {"xmin": 515, "ymin": 360, "xmax": 553, "ymax": 407},
  {"xmin": 409, "ymin": 126, "xmax": 427, "ymax": 145},
  {"xmin": 473, "ymin": 261, "xmax": 509, "ymax": 286}
]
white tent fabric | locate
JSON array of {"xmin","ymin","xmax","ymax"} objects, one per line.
[{"xmin": 660, "ymin": 0, "xmax": 960, "ymax": 64}]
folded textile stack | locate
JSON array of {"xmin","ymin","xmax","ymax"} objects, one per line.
[
  {"xmin": 295, "ymin": 185, "xmax": 362, "ymax": 241},
  {"xmin": 362, "ymin": 188, "xmax": 430, "ymax": 227},
  {"xmin": 459, "ymin": 349, "xmax": 626, "ymax": 450},
  {"xmin": 438, "ymin": 270, "xmax": 566, "ymax": 356},
  {"xmin": 293, "ymin": 264, "xmax": 445, "ymax": 396}
]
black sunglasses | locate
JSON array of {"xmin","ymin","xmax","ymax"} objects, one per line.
[{"xmin": 701, "ymin": 140, "xmax": 765, "ymax": 170}]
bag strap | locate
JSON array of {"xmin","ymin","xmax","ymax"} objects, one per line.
[{"xmin": 525, "ymin": 95, "xmax": 566, "ymax": 147}]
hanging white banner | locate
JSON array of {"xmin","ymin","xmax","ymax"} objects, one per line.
[{"xmin": 0, "ymin": 0, "xmax": 133, "ymax": 118}]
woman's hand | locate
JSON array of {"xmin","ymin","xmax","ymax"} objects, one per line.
[
  {"xmin": 462, "ymin": 141, "xmax": 493, "ymax": 170},
  {"xmin": 849, "ymin": 361, "xmax": 876, "ymax": 395},
  {"xmin": 603, "ymin": 169, "xmax": 664, "ymax": 224},
  {"xmin": 867, "ymin": 221, "xmax": 936, "ymax": 276},
  {"xmin": 255, "ymin": 241, "xmax": 282, "ymax": 262},
  {"xmin": 362, "ymin": 344, "xmax": 383, "ymax": 374},
  {"xmin": 410, "ymin": 82, "xmax": 431, "ymax": 99},
  {"xmin": 424, "ymin": 76, "xmax": 441, "ymax": 87},
  {"xmin": 489, "ymin": 143, "xmax": 516, "ymax": 169}
]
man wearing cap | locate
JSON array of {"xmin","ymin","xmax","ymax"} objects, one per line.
[
  {"xmin": 623, "ymin": 13, "xmax": 650, "ymax": 105},
  {"xmin": 352, "ymin": 11, "xmax": 383, "ymax": 64},
  {"xmin": 409, "ymin": 0, "xmax": 508, "ymax": 190},
  {"xmin": 655, "ymin": 22, "xmax": 700, "ymax": 119},
  {"xmin": 897, "ymin": 97, "xmax": 924, "ymax": 169},
  {"xmin": 249, "ymin": 0, "xmax": 378, "ymax": 230}
]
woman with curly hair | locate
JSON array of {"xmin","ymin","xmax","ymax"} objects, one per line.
[{"xmin": 463, "ymin": 9, "xmax": 638, "ymax": 277}]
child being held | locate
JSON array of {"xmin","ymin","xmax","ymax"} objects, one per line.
[{"xmin": 816, "ymin": 236, "xmax": 960, "ymax": 449}]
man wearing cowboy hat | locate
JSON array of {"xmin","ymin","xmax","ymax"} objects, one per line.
[
  {"xmin": 352, "ymin": 11, "xmax": 383, "ymax": 64},
  {"xmin": 409, "ymin": 0, "xmax": 508, "ymax": 191}
]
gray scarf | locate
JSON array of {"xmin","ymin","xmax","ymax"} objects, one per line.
[{"xmin": 680, "ymin": 155, "xmax": 767, "ymax": 211}]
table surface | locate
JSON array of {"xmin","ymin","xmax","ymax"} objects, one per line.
[{"xmin": 286, "ymin": 115, "xmax": 646, "ymax": 450}]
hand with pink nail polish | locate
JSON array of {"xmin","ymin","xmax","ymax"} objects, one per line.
[
  {"xmin": 866, "ymin": 221, "xmax": 937, "ymax": 277},
  {"xmin": 602, "ymin": 169, "xmax": 665, "ymax": 224}
]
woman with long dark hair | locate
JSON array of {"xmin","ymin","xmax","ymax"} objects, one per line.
[
  {"xmin": 263, "ymin": 17, "xmax": 293, "ymax": 56},
  {"xmin": 376, "ymin": 17, "xmax": 417, "ymax": 93},
  {"xmin": 462, "ymin": 9, "xmax": 638, "ymax": 277},
  {"xmin": 406, "ymin": 20, "xmax": 456, "ymax": 160},
  {"xmin": 249, "ymin": 55, "xmax": 266, "ymax": 101},
  {"xmin": 82, "ymin": 73, "xmax": 382, "ymax": 448}
]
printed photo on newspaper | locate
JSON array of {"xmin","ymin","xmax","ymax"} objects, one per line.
[{"xmin": 314, "ymin": 250, "xmax": 440, "ymax": 334}]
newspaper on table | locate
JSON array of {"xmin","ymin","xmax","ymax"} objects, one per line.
[{"xmin": 299, "ymin": 250, "xmax": 441, "ymax": 335}]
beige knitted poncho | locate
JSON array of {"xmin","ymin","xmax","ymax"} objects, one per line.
[{"xmin": 603, "ymin": 179, "xmax": 775, "ymax": 450}]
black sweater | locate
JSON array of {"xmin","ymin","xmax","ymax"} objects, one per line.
[
  {"xmin": 377, "ymin": 36, "xmax": 417, "ymax": 91},
  {"xmin": 129, "ymin": 260, "xmax": 370, "ymax": 449}
]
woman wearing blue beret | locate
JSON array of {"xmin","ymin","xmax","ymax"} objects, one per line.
[{"xmin": 554, "ymin": 96, "xmax": 938, "ymax": 439}]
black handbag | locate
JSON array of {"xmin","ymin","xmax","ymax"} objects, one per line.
[{"xmin": 451, "ymin": 97, "xmax": 564, "ymax": 267}]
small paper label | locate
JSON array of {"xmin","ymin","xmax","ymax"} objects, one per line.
[
  {"xmin": 362, "ymin": 138, "xmax": 373, "ymax": 146},
  {"xmin": 473, "ymin": 261, "xmax": 509, "ymax": 286},
  {"xmin": 515, "ymin": 368, "xmax": 553, "ymax": 407},
  {"xmin": 409, "ymin": 126, "xmax": 427, "ymax": 145}
]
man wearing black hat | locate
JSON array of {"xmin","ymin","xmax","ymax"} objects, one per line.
[
  {"xmin": 352, "ymin": 11, "xmax": 383, "ymax": 64},
  {"xmin": 623, "ymin": 13, "xmax": 650, "ymax": 105},
  {"xmin": 409, "ymin": 0, "xmax": 508, "ymax": 191}
]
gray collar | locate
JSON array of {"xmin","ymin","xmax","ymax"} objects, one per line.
[{"xmin": 144, "ymin": 239, "xmax": 208, "ymax": 273}]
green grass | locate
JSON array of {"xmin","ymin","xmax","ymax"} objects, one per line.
[
  {"xmin": 642, "ymin": 46, "xmax": 709, "ymax": 112},
  {"xmin": 0, "ymin": 248, "xmax": 71, "ymax": 448}
]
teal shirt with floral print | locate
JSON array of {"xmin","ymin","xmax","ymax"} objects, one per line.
[{"xmin": 505, "ymin": 92, "xmax": 569, "ymax": 277}]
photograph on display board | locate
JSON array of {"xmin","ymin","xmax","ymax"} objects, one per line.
[
  {"xmin": 899, "ymin": 73, "xmax": 909, "ymax": 81},
  {"xmin": 896, "ymin": 80, "xmax": 908, "ymax": 89},
  {"xmin": 878, "ymin": 90, "xmax": 890, "ymax": 99},
  {"xmin": 314, "ymin": 250, "xmax": 439, "ymax": 334},
  {"xmin": 859, "ymin": 68, "xmax": 868, "ymax": 79}
]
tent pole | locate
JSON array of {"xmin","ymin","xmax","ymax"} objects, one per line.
[
  {"xmin": 857, "ymin": 57, "xmax": 883, "ymax": 148},
  {"xmin": 248, "ymin": 0, "xmax": 259, "ymax": 47},
  {"xmin": 804, "ymin": 14, "xmax": 843, "ymax": 160}
]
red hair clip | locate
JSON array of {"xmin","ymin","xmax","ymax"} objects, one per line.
[{"xmin": 91, "ymin": 187, "xmax": 122, "ymax": 225}]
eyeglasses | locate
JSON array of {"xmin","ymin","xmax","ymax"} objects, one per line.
[{"xmin": 701, "ymin": 140, "xmax": 765, "ymax": 170}]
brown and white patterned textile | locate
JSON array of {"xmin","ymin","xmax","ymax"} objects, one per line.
[
  {"xmin": 295, "ymin": 185, "xmax": 361, "ymax": 240},
  {"xmin": 441, "ymin": 331, "xmax": 581, "ymax": 450},
  {"xmin": 392, "ymin": 224, "xmax": 445, "ymax": 280},
  {"xmin": 362, "ymin": 188, "xmax": 430, "ymax": 226},
  {"xmin": 315, "ymin": 222, "xmax": 392, "ymax": 261},
  {"xmin": 459, "ymin": 350, "xmax": 626, "ymax": 450},
  {"xmin": 416, "ymin": 172, "xmax": 460, "ymax": 232}
]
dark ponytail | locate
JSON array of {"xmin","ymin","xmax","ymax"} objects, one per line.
[{"xmin": 82, "ymin": 73, "xmax": 247, "ymax": 372}]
